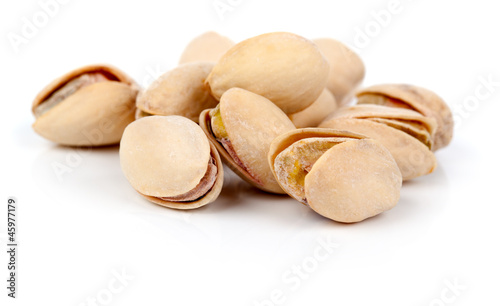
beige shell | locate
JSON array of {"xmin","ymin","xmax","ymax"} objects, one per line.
[
  {"xmin": 199, "ymin": 88, "xmax": 296, "ymax": 194},
  {"xmin": 206, "ymin": 32, "xmax": 329, "ymax": 114},
  {"xmin": 119, "ymin": 116, "xmax": 223, "ymax": 209},
  {"xmin": 136, "ymin": 62, "xmax": 218, "ymax": 123},
  {"xmin": 326, "ymin": 104, "xmax": 437, "ymax": 149},
  {"xmin": 178, "ymin": 31, "xmax": 235, "ymax": 64},
  {"xmin": 268, "ymin": 128, "xmax": 401, "ymax": 223},
  {"xmin": 356, "ymin": 84, "xmax": 453, "ymax": 150},
  {"xmin": 32, "ymin": 64, "xmax": 138, "ymax": 146},
  {"xmin": 288, "ymin": 88, "xmax": 338, "ymax": 128},
  {"xmin": 313, "ymin": 38, "xmax": 365, "ymax": 106},
  {"xmin": 319, "ymin": 118, "xmax": 437, "ymax": 180}
]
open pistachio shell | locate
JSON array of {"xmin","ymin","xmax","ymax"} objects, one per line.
[
  {"xmin": 356, "ymin": 84, "xmax": 453, "ymax": 150},
  {"xmin": 136, "ymin": 62, "xmax": 218, "ymax": 123},
  {"xmin": 326, "ymin": 104, "xmax": 437, "ymax": 149},
  {"xmin": 319, "ymin": 118, "xmax": 437, "ymax": 180},
  {"xmin": 32, "ymin": 64, "xmax": 138, "ymax": 146},
  {"xmin": 120, "ymin": 116, "xmax": 223, "ymax": 209},
  {"xmin": 206, "ymin": 32, "xmax": 329, "ymax": 114},
  {"xmin": 268, "ymin": 128, "xmax": 401, "ymax": 223},
  {"xmin": 178, "ymin": 31, "xmax": 235, "ymax": 64},
  {"xmin": 313, "ymin": 38, "xmax": 365, "ymax": 106},
  {"xmin": 199, "ymin": 88, "xmax": 296, "ymax": 194},
  {"xmin": 288, "ymin": 88, "xmax": 338, "ymax": 128}
]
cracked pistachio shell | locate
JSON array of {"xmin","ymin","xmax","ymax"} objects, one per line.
[
  {"xmin": 288, "ymin": 88, "xmax": 338, "ymax": 128},
  {"xmin": 356, "ymin": 84, "xmax": 453, "ymax": 150},
  {"xmin": 313, "ymin": 38, "xmax": 365, "ymax": 106},
  {"xmin": 178, "ymin": 31, "xmax": 235, "ymax": 64},
  {"xmin": 200, "ymin": 88, "xmax": 296, "ymax": 194},
  {"xmin": 326, "ymin": 104, "xmax": 437, "ymax": 149},
  {"xmin": 32, "ymin": 64, "xmax": 138, "ymax": 146},
  {"xmin": 120, "ymin": 116, "xmax": 223, "ymax": 209},
  {"xmin": 136, "ymin": 62, "xmax": 218, "ymax": 123},
  {"xmin": 319, "ymin": 118, "xmax": 437, "ymax": 180},
  {"xmin": 206, "ymin": 32, "xmax": 329, "ymax": 114},
  {"xmin": 268, "ymin": 129, "xmax": 401, "ymax": 223}
]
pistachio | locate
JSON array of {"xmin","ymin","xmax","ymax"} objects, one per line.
[
  {"xmin": 136, "ymin": 62, "xmax": 218, "ymax": 123},
  {"xmin": 206, "ymin": 32, "xmax": 329, "ymax": 114},
  {"xmin": 313, "ymin": 38, "xmax": 365, "ymax": 106},
  {"xmin": 320, "ymin": 105, "xmax": 437, "ymax": 180},
  {"xmin": 32, "ymin": 64, "xmax": 138, "ymax": 146},
  {"xmin": 178, "ymin": 31, "xmax": 235, "ymax": 64},
  {"xmin": 199, "ymin": 88, "xmax": 296, "ymax": 194},
  {"xmin": 268, "ymin": 128, "xmax": 402, "ymax": 223},
  {"xmin": 356, "ymin": 84, "xmax": 453, "ymax": 150},
  {"xmin": 119, "ymin": 116, "xmax": 223, "ymax": 209},
  {"xmin": 288, "ymin": 88, "xmax": 338, "ymax": 128}
]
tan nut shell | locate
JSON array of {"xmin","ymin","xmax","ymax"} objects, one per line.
[
  {"xmin": 200, "ymin": 88, "xmax": 296, "ymax": 194},
  {"xmin": 178, "ymin": 31, "xmax": 235, "ymax": 64},
  {"xmin": 206, "ymin": 32, "xmax": 329, "ymax": 114},
  {"xmin": 32, "ymin": 64, "xmax": 138, "ymax": 146},
  {"xmin": 136, "ymin": 62, "xmax": 218, "ymax": 123},
  {"xmin": 268, "ymin": 128, "xmax": 365, "ymax": 204},
  {"xmin": 356, "ymin": 84, "xmax": 453, "ymax": 150},
  {"xmin": 305, "ymin": 139, "xmax": 401, "ymax": 223},
  {"xmin": 120, "ymin": 116, "xmax": 223, "ymax": 209},
  {"xmin": 268, "ymin": 129, "xmax": 401, "ymax": 223},
  {"xmin": 326, "ymin": 104, "xmax": 437, "ymax": 148},
  {"xmin": 313, "ymin": 38, "xmax": 365, "ymax": 106},
  {"xmin": 288, "ymin": 88, "xmax": 338, "ymax": 128},
  {"xmin": 319, "ymin": 118, "xmax": 437, "ymax": 180}
]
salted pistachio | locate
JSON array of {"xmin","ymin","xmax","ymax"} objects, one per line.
[
  {"xmin": 326, "ymin": 104, "xmax": 437, "ymax": 149},
  {"xmin": 288, "ymin": 88, "xmax": 338, "ymax": 128},
  {"xmin": 356, "ymin": 84, "xmax": 453, "ymax": 150},
  {"xmin": 313, "ymin": 38, "xmax": 365, "ymax": 106},
  {"xmin": 319, "ymin": 118, "xmax": 437, "ymax": 180},
  {"xmin": 199, "ymin": 88, "xmax": 296, "ymax": 194},
  {"xmin": 268, "ymin": 128, "xmax": 402, "ymax": 223},
  {"xmin": 178, "ymin": 31, "xmax": 234, "ymax": 64},
  {"xmin": 120, "ymin": 116, "xmax": 223, "ymax": 209},
  {"xmin": 206, "ymin": 32, "xmax": 329, "ymax": 114},
  {"xmin": 136, "ymin": 62, "xmax": 218, "ymax": 123},
  {"xmin": 32, "ymin": 64, "xmax": 138, "ymax": 146}
]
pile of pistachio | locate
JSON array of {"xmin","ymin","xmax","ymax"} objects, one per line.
[{"xmin": 32, "ymin": 31, "xmax": 453, "ymax": 223}]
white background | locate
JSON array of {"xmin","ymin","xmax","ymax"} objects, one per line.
[{"xmin": 1, "ymin": 0, "xmax": 500, "ymax": 305}]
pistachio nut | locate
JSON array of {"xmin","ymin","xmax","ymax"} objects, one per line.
[
  {"xmin": 120, "ymin": 115, "xmax": 223, "ymax": 209},
  {"xmin": 206, "ymin": 32, "xmax": 329, "ymax": 114},
  {"xmin": 199, "ymin": 88, "xmax": 296, "ymax": 194},
  {"xmin": 288, "ymin": 88, "xmax": 338, "ymax": 128},
  {"xmin": 178, "ymin": 31, "xmax": 235, "ymax": 64},
  {"xmin": 313, "ymin": 38, "xmax": 365, "ymax": 106},
  {"xmin": 136, "ymin": 62, "xmax": 218, "ymax": 123},
  {"xmin": 268, "ymin": 128, "xmax": 402, "ymax": 223},
  {"xmin": 356, "ymin": 84, "xmax": 453, "ymax": 150},
  {"xmin": 320, "ymin": 105, "xmax": 437, "ymax": 180},
  {"xmin": 32, "ymin": 64, "xmax": 138, "ymax": 146}
]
